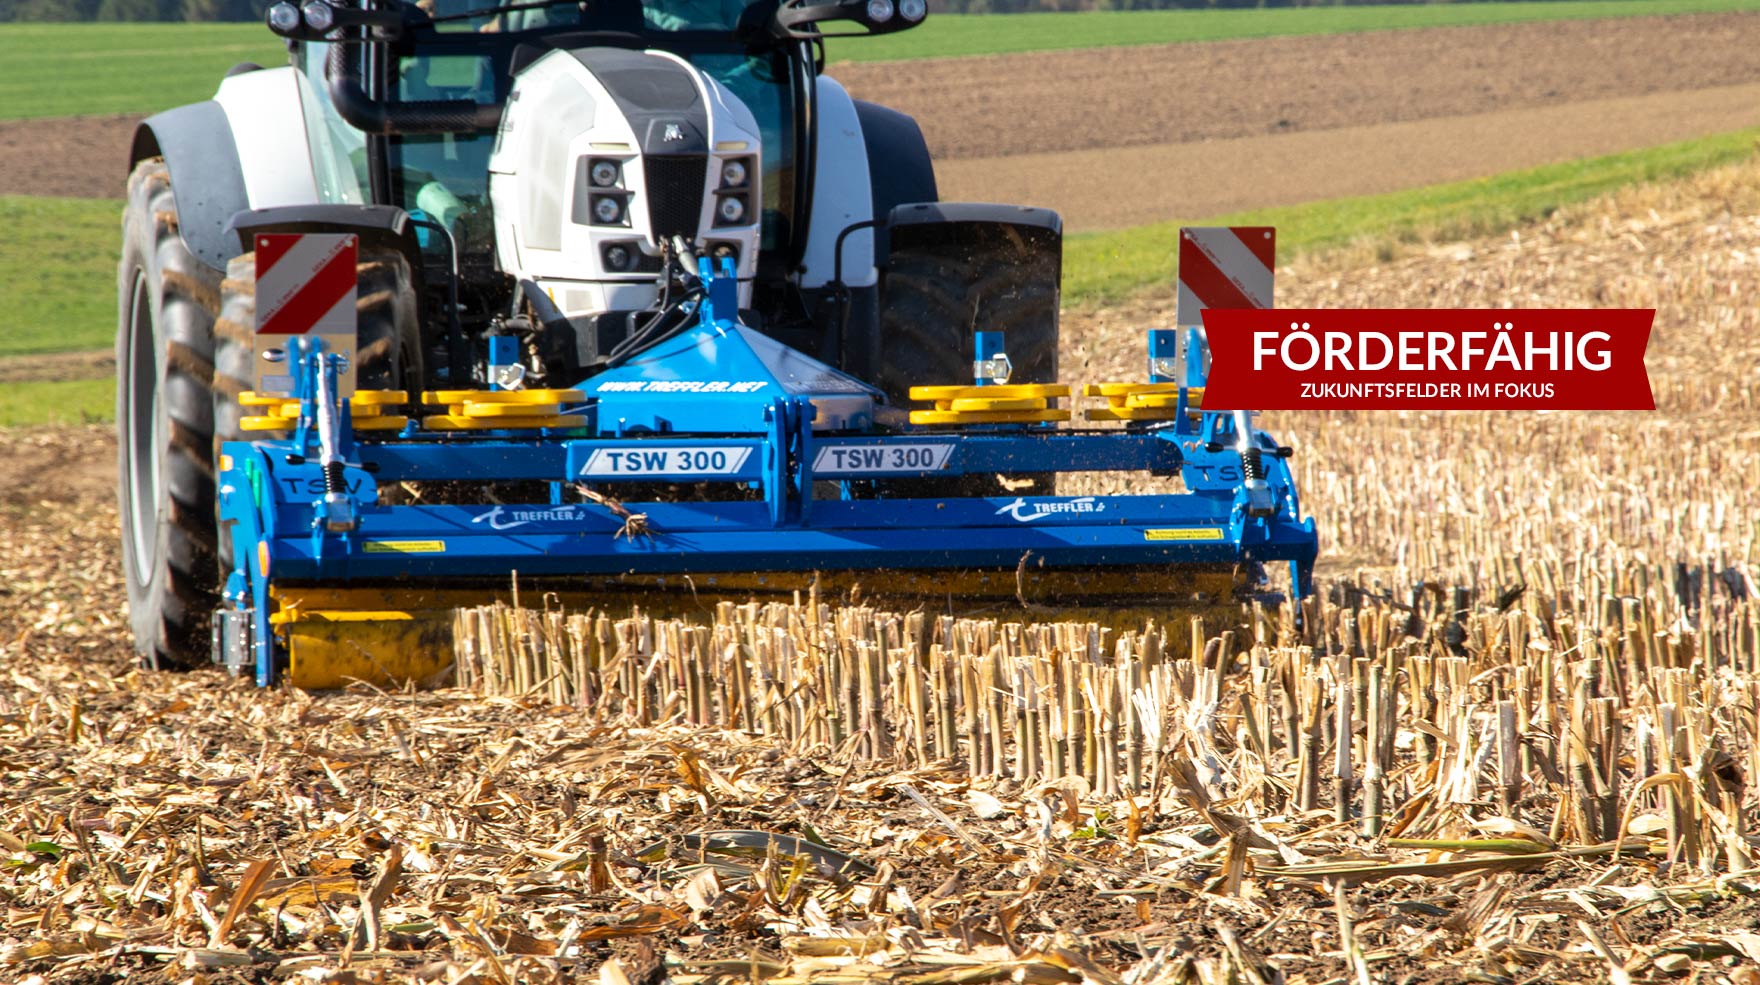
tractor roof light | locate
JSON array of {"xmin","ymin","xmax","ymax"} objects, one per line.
[
  {"xmin": 866, "ymin": 0, "xmax": 894, "ymax": 22},
  {"xmin": 300, "ymin": 0, "xmax": 335, "ymax": 32},
  {"xmin": 898, "ymin": 0, "xmax": 926, "ymax": 20},
  {"xmin": 267, "ymin": 1, "xmax": 302, "ymax": 33}
]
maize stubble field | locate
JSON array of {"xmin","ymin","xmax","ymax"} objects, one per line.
[{"xmin": 1, "ymin": 148, "xmax": 1759, "ymax": 983}]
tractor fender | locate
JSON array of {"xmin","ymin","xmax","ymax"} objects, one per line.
[
  {"xmin": 212, "ymin": 66, "xmax": 322, "ymax": 210},
  {"xmin": 128, "ymin": 67, "xmax": 324, "ymax": 272},
  {"xmin": 128, "ymin": 102, "xmax": 252, "ymax": 273},
  {"xmin": 799, "ymin": 76, "xmax": 877, "ymax": 290},
  {"xmin": 851, "ymin": 100, "xmax": 938, "ymax": 223}
]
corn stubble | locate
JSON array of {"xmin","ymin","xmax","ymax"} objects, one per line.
[{"xmin": 6, "ymin": 162, "xmax": 1760, "ymax": 983}]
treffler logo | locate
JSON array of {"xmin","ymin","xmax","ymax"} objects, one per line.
[
  {"xmin": 471, "ymin": 505, "xmax": 587, "ymax": 531},
  {"xmin": 995, "ymin": 497, "xmax": 1106, "ymax": 522}
]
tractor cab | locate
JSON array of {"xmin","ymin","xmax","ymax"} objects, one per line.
[
  {"xmin": 291, "ymin": 0, "xmax": 806, "ymax": 268},
  {"xmin": 273, "ymin": 0, "xmax": 978, "ymax": 392}
]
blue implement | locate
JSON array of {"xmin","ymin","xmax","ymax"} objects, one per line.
[{"xmin": 214, "ymin": 261, "xmax": 1317, "ymax": 686}]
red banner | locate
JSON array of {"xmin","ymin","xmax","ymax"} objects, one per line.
[{"xmin": 1200, "ymin": 309, "xmax": 1655, "ymax": 410}]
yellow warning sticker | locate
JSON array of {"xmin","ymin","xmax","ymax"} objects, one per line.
[
  {"xmin": 1144, "ymin": 528, "xmax": 1225, "ymax": 542},
  {"xmin": 362, "ymin": 540, "xmax": 447, "ymax": 554}
]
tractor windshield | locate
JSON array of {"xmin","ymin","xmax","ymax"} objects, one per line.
[
  {"xmin": 370, "ymin": 23, "xmax": 799, "ymax": 260},
  {"xmin": 425, "ymin": 0, "xmax": 760, "ymax": 32}
]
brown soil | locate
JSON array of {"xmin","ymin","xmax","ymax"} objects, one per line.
[
  {"xmin": 0, "ymin": 113, "xmax": 139, "ymax": 199},
  {"xmin": 936, "ymin": 82, "xmax": 1760, "ymax": 230},
  {"xmin": 832, "ymin": 11, "xmax": 1760, "ymax": 161}
]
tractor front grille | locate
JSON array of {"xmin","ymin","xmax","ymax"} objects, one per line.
[{"xmin": 644, "ymin": 155, "xmax": 707, "ymax": 241}]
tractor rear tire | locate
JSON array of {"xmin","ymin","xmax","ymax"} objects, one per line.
[
  {"xmin": 873, "ymin": 250, "xmax": 1058, "ymax": 403},
  {"xmin": 117, "ymin": 158, "xmax": 224, "ymax": 670},
  {"xmin": 875, "ymin": 247, "xmax": 1059, "ymax": 496},
  {"xmin": 213, "ymin": 247, "xmax": 425, "ymax": 566}
]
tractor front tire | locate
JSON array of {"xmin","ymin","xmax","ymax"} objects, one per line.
[{"xmin": 117, "ymin": 158, "xmax": 224, "ymax": 670}]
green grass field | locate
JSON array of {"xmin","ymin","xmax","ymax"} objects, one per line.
[
  {"xmin": 0, "ymin": 24, "xmax": 285, "ymax": 120},
  {"xmin": 4, "ymin": 127, "xmax": 1757, "ymax": 426},
  {"xmin": 5, "ymin": 0, "xmax": 1760, "ymax": 120},
  {"xmin": 0, "ymin": 379, "xmax": 115, "ymax": 428},
  {"xmin": 843, "ymin": 0, "xmax": 1760, "ymax": 62},
  {"xmin": 0, "ymin": 196, "xmax": 118, "ymax": 356}
]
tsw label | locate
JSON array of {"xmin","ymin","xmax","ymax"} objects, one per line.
[
  {"xmin": 580, "ymin": 446, "xmax": 753, "ymax": 477},
  {"xmin": 812, "ymin": 444, "xmax": 954, "ymax": 475}
]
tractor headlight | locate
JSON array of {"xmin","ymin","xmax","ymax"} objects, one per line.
[
  {"xmin": 899, "ymin": 0, "xmax": 925, "ymax": 20},
  {"xmin": 719, "ymin": 159, "xmax": 748, "ymax": 189},
  {"xmin": 715, "ymin": 195, "xmax": 747, "ymax": 226},
  {"xmin": 300, "ymin": 0, "xmax": 335, "ymax": 32},
  {"xmin": 865, "ymin": 0, "xmax": 894, "ymax": 20},
  {"xmin": 267, "ymin": 1, "xmax": 301, "ymax": 33},
  {"xmin": 588, "ymin": 159, "xmax": 620, "ymax": 188},
  {"xmin": 591, "ymin": 195, "xmax": 624, "ymax": 225},
  {"xmin": 603, "ymin": 242, "xmax": 635, "ymax": 272}
]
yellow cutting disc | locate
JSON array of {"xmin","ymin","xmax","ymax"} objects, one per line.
[
  {"xmin": 351, "ymin": 416, "xmax": 411, "ymax": 431},
  {"xmin": 423, "ymin": 389, "xmax": 585, "ymax": 405},
  {"xmin": 242, "ymin": 390, "xmax": 408, "ymax": 406},
  {"xmin": 909, "ymin": 384, "xmax": 1070, "ymax": 401},
  {"xmin": 909, "ymin": 408, "xmax": 1072, "ymax": 425},
  {"xmin": 422, "ymin": 414, "xmax": 588, "ymax": 431},
  {"xmin": 451, "ymin": 402, "xmax": 566, "ymax": 418},
  {"xmin": 1082, "ymin": 382, "xmax": 1184, "ymax": 398},
  {"xmin": 1125, "ymin": 393, "xmax": 1186, "ymax": 409},
  {"xmin": 1084, "ymin": 406, "xmax": 1183, "ymax": 422},
  {"xmin": 943, "ymin": 396, "xmax": 1048, "ymax": 412},
  {"xmin": 351, "ymin": 390, "xmax": 409, "ymax": 406}
]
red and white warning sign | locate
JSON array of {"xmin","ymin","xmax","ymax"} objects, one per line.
[
  {"xmin": 252, "ymin": 233, "xmax": 358, "ymax": 396},
  {"xmin": 1175, "ymin": 226, "xmax": 1275, "ymax": 327}
]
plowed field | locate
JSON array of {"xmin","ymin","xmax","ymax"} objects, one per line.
[{"xmin": 6, "ymin": 11, "xmax": 1760, "ymax": 230}]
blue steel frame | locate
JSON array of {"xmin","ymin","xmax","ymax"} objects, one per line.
[{"xmin": 217, "ymin": 268, "xmax": 1318, "ymax": 685}]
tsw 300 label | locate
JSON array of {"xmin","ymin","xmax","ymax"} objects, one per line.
[
  {"xmin": 812, "ymin": 444, "xmax": 954, "ymax": 475},
  {"xmin": 579, "ymin": 446, "xmax": 754, "ymax": 476}
]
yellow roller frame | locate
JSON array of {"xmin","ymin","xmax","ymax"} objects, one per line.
[
  {"xmin": 1081, "ymin": 383, "xmax": 1205, "ymax": 421},
  {"xmin": 422, "ymin": 414, "xmax": 588, "ymax": 431},
  {"xmin": 944, "ymin": 396, "xmax": 1047, "ymax": 412},
  {"xmin": 270, "ymin": 588, "xmax": 453, "ymax": 690},
  {"xmin": 238, "ymin": 390, "xmax": 409, "ymax": 432},
  {"xmin": 911, "ymin": 408, "xmax": 1073, "ymax": 425},
  {"xmin": 351, "ymin": 416, "xmax": 411, "ymax": 431},
  {"xmin": 450, "ymin": 402, "xmax": 565, "ymax": 418},
  {"xmin": 909, "ymin": 384, "xmax": 1069, "ymax": 401},
  {"xmin": 908, "ymin": 383, "xmax": 1070, "ymax": 425},
  {"xmin": 241, "ymin": 389, "xmax": 409, "ymax": 407}
]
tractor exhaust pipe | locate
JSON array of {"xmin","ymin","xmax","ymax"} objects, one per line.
[{"xmin": 327, "ymin": 35, "xmax": 501, "ymax": 135}]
